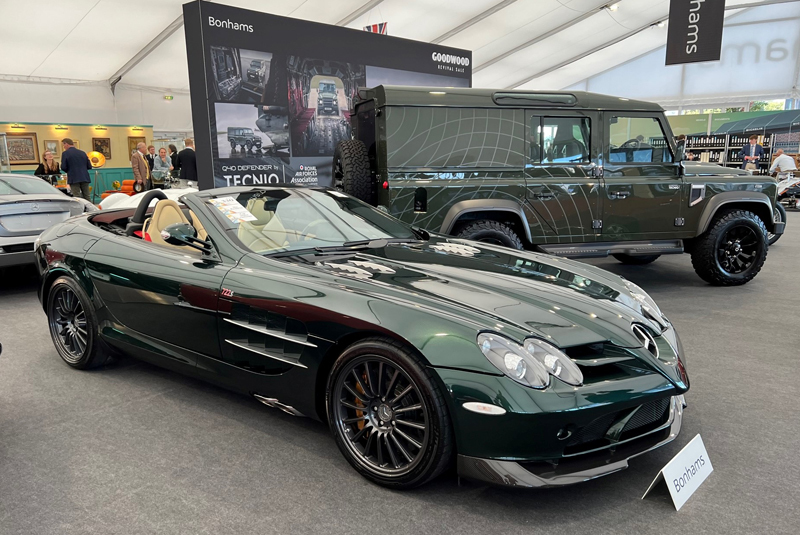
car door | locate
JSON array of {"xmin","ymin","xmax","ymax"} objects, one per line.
[
  {"xmin": 524, "ymin": 111, "xmax": 603, "ymax": 243},
  {"xmin": 84, "ymin": 227, "xmax": 235, "ymax": 364},
  {"xmin": 601, "ymin": 113, "xmax": 683, "ymax": 240}
]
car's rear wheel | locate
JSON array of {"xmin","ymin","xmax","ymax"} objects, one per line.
[
  {"xmin": 327, "ymin": 338, "xmax": 453, "ymax": 489},
  {"xmin": 768, "ymin": 203, "xmax": 786, "ymax": 245},
  {"xmin": 690, "ymin": 209, "xmax": 767, "ymax": 286},
  {"xmin": 47, "ymin": 276, "xmax": 109, "ymax": 369},
  {"xmin": 456, "ymin": 220, "xmax": 524, "ymax": 250},
  {"xmin": 612, "ymin": 254, "xmax": 660, "ymax": 265},
  {"xmin": 333, "ymin": 140, "xmax": 374, "ymax": 204}
]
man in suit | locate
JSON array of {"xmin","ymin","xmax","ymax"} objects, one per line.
[
  {"xmin": 60, "ymin": 138, "xmax": 92, "ymax": 201},
  {"xmin": 145, "ymin": 145, "xmax": 157, "ymax": 173},
  {"xmin": 131, "ymin": 142, "xmax": 151, "ymax": 190},
  {"xmin": 178, "ymin": 138, "xmax": 197, "ymax": 183},
  {"xmin": 739, "ymin": 135, "xmax": 765, "ymax": 170}
]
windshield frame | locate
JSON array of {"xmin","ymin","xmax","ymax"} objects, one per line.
[{"xmin": 189, "ymin": 186, "xmax": 421, "ymax": 257}]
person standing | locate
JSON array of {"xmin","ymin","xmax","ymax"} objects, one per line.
[
  {"xmin": 145, "ymin": 145, "xmax": 157, "ymax": 173},
  {"xmin": 60, "ymin": 138, "xmax": 92, "ymax": 200},
  {"xmin": 739, "ymin": 135, "xmax": 765, "ymax": 171},
  {"xmin": 177, "ymin": 138, "xmax": 197, "ymax": 183},
  {"xmin": 769, "ymin": 149, "xmax": 798, "ymax": 175},
  {"xmin": 34, "ymin": 150, "xmax": 63, "ymax": 184},
  {"xmin": 168, "ymin": 143, "xmax": 181, "ymax": 178},
  {"xmin": 132, "ymin": 142, "xmax": 151, "ymax": 191},
  {"xmin": 152, "ymin": 147, "xmax": 173, "ymax": 189}
]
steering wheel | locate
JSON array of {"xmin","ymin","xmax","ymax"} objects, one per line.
[
  {"xmin": 620, "ymin": 139, "xmax": 641, "ymax": 149},
  {"xmin": 299, "ymin": 219, "xmax": 330, "ymax": 241},
  {"xmin": 125, "ymin": 190, "xmax": 169, "ymax": 236}
]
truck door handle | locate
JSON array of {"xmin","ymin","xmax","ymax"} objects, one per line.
[
  {"xmin": 534, "ymin": 192, "xmax": 554, "ymax": 199},
  {"xmin": 609, "ymin": 191, "xmax": 630, "ymax": 199}
]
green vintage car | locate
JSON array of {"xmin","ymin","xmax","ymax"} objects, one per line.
[
  {"xmin": 36, "ymin": 187, "xmax": 688, "ymax": 489},
  {"xmin": 334, "ymin": 86, "xmax": 784, "ymax": 285}
]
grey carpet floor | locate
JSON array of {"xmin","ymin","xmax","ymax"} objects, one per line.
[{"xmin": 1, "ymin": 214, "xmax": 798, "ymax": 534}]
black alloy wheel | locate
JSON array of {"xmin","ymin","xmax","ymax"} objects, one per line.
[
  {"xmin": 768, "ymin": 203, "xmax": 786, "ymax": 245},
  {"xmin": 50, "ymin": 285, "xmax": 88, "ymax": 364},
  {"xmin": 690, "ymin": 209, "xmax": 768, "ymax": 286},
  {"xmin": 327, "ymin": 338, "xmax": 453, "ymax": 489},
  {"xmin": 46, "ymin": 277, "xmax": 109, "ymax": 369}
]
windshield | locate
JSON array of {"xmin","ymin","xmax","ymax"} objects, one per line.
[
  {"xmin": 0, "ymin": 176, "xmax": 59, "ymax": 195},
  {"xmin": 320, "ymin": 83, "xmax": 336, "ymax": 93},
  {"xmin": 250, "ymin": 60, "xmax": 261, "ymax": 68},
  {"xmin": 204, "ymin": 188, "xmax": 417, "ymax": 255},
  {"xmin": 242, "ymin": 129, "xmax": 254, "ymax": 135}
]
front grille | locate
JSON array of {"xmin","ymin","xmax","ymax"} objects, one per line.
[
  {"xmin": 620, "ymin": 397, "xmax": 671, "ymax": 439},
  {"xmin": 1, "ymin": 243, "xmax": 34, "ymax": 254},
  {"xmin": 563, "ymin": 397, "xmax": 672, "ymax": 455}
]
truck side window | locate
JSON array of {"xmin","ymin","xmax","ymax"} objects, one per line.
[
  {"xmin": 608, "ymin": 116, "xmax": 674, "ymax": 163},
  {"xmin": 529, "ymin": 116, "xmax": 590, "ymax": 165}
]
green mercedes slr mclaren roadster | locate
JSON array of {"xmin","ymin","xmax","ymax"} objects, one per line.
[{"xmin": 35, "ymin": 186, "xmax": 689, "ymax": 489}]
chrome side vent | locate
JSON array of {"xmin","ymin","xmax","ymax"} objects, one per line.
[
  {"xmin": 253, "ymin": 394, "xmax": 304, "ymax": 417},
  {"xmin": 631, "ymin": 324, "xmax": 659, "ymax": 358}
]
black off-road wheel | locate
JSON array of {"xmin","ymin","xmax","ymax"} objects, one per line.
[
  {"xmin": 690, "ymin": 209, "xmax": 768, "ymax": 286},
  {"xmin": 456, "ymin": 220, "xmax": 524, "ymax": 250},
  {"xmin": 46, "ymin": 276, "xmax": 109, "ymax": 369},
  {"xmin": 333, "ymin": 140, "xmax": 374, "ymax": 204},
  {"xmin": 326, "ymin": 337, "xmax": 454, "ymax": 489},
  {"xmin": 612, "ymin": 254, "xmax": 661, "ymax": 265},
  {"xmin": 768, "ymin": 203, "xmax": 786, "ymax": 245}
]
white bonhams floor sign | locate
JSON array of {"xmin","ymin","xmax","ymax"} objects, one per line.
[{"xmin": 642, "ymin": 434, "xmax": 713, "ymax": 511}]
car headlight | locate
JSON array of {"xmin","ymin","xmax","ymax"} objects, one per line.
[
  {"xmin": 477, "ymin": 333, "xmax": 584, "ymax": 389},
  {"xmin": 622, "ymin": 279, "xmax": 668, "ymax": 327},
  {"xmin": 523, "ymin": 337, "xmax": 583, "ymax": 386}
]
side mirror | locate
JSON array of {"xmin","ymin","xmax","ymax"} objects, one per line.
[{"xmin": 162, "ymin": 223, "xmax": 215, "ymax": 257}]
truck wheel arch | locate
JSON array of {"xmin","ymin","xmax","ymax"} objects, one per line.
[
  {"xmin": 440, "ymin": 200, "xmax": 532, "ymax": 243},
  {"xmin": 696, "ymin": 192, "xmax": 775, "ymax": 234}
]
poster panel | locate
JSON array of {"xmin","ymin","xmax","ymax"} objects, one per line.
[{"xmin": 183, "ymin": 1, "xmax": 472, "ymax": 190}]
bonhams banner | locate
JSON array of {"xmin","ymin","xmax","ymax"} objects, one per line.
[
  {"xmin": 183, "ymin": 1, "xmax": 471, "ymax": 190},
  {"xmin": 665, "ymin": 0, "xmax": 725, "ymax": 65}
]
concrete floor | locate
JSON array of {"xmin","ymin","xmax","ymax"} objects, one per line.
[{"xmin": 1, "ymin": 214, "xmax": 798, "ymax": 534}]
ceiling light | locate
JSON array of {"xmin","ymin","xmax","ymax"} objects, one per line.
[
  {"xmin": 608, "ymin": 2, "xmax": 620, "ymax": 11},
  {"xmin": 657, "ymin": 20, "xmax": 666, "ymax": 27},
  {"xmin": 429, "ymin": 91, "xmax": 446, "ymax": 95}
]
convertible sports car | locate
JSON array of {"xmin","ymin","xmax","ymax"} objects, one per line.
[{"xmin": 36, "ymin": 185, "xmax": 689, "ymax": 489}]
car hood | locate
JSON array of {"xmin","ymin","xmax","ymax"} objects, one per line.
[{"xmin": 278, "ymin": 238, "xmax": 667, "ymax": 350}]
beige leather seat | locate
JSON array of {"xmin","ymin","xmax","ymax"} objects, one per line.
[
  {"xmin": 237, "ymin": 198, "xmax": 288, "ymax": 252},
  {"xmin": 143, "ymin": 199, "xmax": 190, "ymax": 248},
  {"xmin": 188, "ymin": 210, "xmax": 208, "ymax": 241}
]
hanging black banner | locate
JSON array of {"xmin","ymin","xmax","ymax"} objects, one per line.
[
  {"xmin": 665, "ymin": 0, "xmax": 725, "ymax": 65},
  {"xmin": 183, "ymin": 1, "xmax": 471, "ymax": 190}
]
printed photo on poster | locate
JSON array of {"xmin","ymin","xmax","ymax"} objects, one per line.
[
  {"xmin": 209, "ymin": 47, "xmax": 274, "ymax": 104},
  {"xmin": 287, "ymin": 57, "xmax": 366, "ymax": 158}
]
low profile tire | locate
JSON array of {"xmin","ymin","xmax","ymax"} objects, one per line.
[
  {"xmin": 612, "ymin": 254, "xmax": 661, "ymax": 265},
  {"xmin": 690, "ymin": 209, "xmax": 768, "ymax": 286},
  {"xmin": 456, "ymin": 220, "xmax": 524, "ymax": 250},
  {"xmin": 333, "ymin": 140, "xmax": 374, "ymax": 204},
  {"xmin": 768, "ymin": 203, "xmax": 786, "ymax": 245},
  {"xmin": 326, "ymin": 337, "xmax": 454, "ymax": 489},
  {"xmin": 46, "ymin": 276, "xmax": 109, "ymax": 369}
]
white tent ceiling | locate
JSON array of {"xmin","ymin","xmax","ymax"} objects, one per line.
[{"xmin": 0, "ymin": 0, "xmax": 795, "ymax": 131}]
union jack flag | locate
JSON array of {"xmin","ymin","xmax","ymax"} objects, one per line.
[{"xmin": 363, "ymin": 22, "xmax": 387, "ymax": 35}]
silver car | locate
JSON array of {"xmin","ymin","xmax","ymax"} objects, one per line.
[{"xmin": 0, "ymin": 173, "xmax": 96, "ymax": 268}]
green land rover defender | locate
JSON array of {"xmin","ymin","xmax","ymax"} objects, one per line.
[{"xmin": 334, "ymin": 86, "xmax": 785, "ymax": 286}]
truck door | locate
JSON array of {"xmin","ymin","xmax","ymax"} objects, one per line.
[
  {"xmin": 525, "ymin": 111, "xmax": 603, "ymax": 243},
  {"xmin": 602, "ymin": 113, "xmax": 683, "ymax": 240}
]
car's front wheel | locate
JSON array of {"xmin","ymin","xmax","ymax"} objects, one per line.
[
  {"xmin": 46, "ymin": 276, "xmax": 109, "ymax": 369},
  {"xmin": 690, "ymin": 209, "xmax": 768, "ymax": 286},
  {"xmin": 768, "ymin": 203, "xmax": 786, "ymax": 245},
  {"xmin": 326, "ymin": 337, "xmax": 453, "ymax": 489}
]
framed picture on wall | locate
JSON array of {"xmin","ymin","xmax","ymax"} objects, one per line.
[
  {"xmin": 128, "ymin": 136, "xmax": 146, "ymax": 156},
  {"xmin": 43, "ymin": 139, "xmax": 60, "ymax": 157},
  {"xmin": 6, "ymin": 132, "xmax": 40, "ymax": 165},
  {"xmin": 73, "ymin": 140, "xmax": 80, "ymax": 149},
  {"xmin": 92, "ymin": 137, "xmax": 112, "ymax": 159}
]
